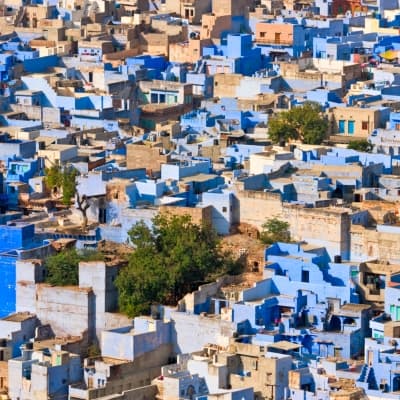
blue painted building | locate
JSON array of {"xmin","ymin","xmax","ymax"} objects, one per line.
[
  {"xmin": 6, "ymin": 158, "xmax": 40, "ymax": 183},
  {"xmin": 0, "ymin": 222, "xmax": 52, "ymax": 317}
]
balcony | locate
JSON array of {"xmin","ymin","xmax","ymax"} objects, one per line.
[{"xmin": 255, "ymin": 37, "xmax": 293, "ymax": 46}]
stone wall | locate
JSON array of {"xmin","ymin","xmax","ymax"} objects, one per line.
[
  {"xmin": 283, "ymin": 205, "xmax": 351, "ymax": 259},
  {"xmin": 235, "ymin": 190, "xmax": 283, "ymax": 229},
  {"xmin": 351, "ymin": 225, "xmax": 400, "ymax": 263},
  {"xmin": 159, "ymin": 205, "xmax": 213, "ymax": 226}
]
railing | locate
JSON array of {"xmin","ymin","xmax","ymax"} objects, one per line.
[{"xmin": 255, "ymin": 38, "xmax": 293, "ymax": 45}]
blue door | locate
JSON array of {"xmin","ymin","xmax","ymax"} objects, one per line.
[
  {"xmin": 348, "ymin": 120, "xmax": 355, "ymax": 135},
  {"xmin": 339, "ymin": 120, "xmax": 345, "ymax": 134}
]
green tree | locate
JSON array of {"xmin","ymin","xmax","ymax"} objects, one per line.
[
  {"xmin": 44, "ymin": 165, "xmax": 78, "ymax": 206},
  {"xmin": 45, "ymin": 166, "xmax": 91, "ymax": 229},
  {"xmin": 348, "ymin": 139, "xmax": 373, "ymax": 153},
  {"xmin": 115, "ymin": 214, "xmax": 241, "ymax": 318},
  {"xmin": 268, "ymin": 102, "xmax": 328, "ymax": 145},
  {"xmin": 260, "ymin": 217, "xmax": 291, "ymax": 245},
  {"xmin": 45, "ymin": 248, "xmax": 104, "ymax": 286}
]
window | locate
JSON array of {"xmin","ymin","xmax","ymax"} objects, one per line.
[
  {"xmin": 396, "ymin": 123, "xmax": 400, "ymax": 130},
  {"xmin": 338, "ymin": 119, "xmax": 345, "ymax": 133},
  {"xmin": 260, "ymin": 32, "xmax": 266, "ymax": 38},
  {"xmin": 362, "ymin": 121, "xmax": 368, "ymax": 130},
  {"xmin": 301, "ymin": 270, "xmax": 309, "ymax": 283},
  {"xmin": 222, "ymin": 206, "xmax": 227, "ymax": 212}
]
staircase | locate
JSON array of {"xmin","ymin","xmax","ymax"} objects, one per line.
[
  {"xmin": 358, "ymin": 364, "xmax": 378, "ymax": 390},
  {"xmin": 195, "ymin": 60, "xmax": 206, "ymax": 74}
]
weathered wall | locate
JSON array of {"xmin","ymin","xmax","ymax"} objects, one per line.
[
  {"xmin": 235, "ymin": 190, "xmax": 283, "ymax": 229},
  {"xmin": 283, "ymin": 205, "xmax": 351, "ymax": 259},
  {"xmin": 351, "ymin": 225, "xmax": 400, "ymax": 263},
  {"xmin": 10, "ymin": 104, "xmax": 60, "ymax": 124},
  {"xmin": 126, "ymin": 144, "xmax": 171, "ymax": 173},
  {"xmin": 35, "ymin": 285, "xmax": 93, "ymax": 339},
  {"xmin": 159, "ymin": 205, "xmax": 213, "ymax": 226},
  {"xmin": 170, "ymin": 311, "xmax": 235, "ymax": 354}
]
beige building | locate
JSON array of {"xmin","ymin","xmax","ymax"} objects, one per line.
[
  {"xmin": 351, "ymin": 223, "xmax": 400, "ymax": 264},
  {"xmin": 139, "ymin": 18, "xmax": 188, "ymax": 56},
  {"xmin": 213, "ymin": 73, "xmax": 280, "ymax": 100},
  {"xmin": 126, "ymin": 143, "xmax": 172, "ymax": 174},
  {"xmin": 228, "ymin": 342, "xmax": 293, "ymax": 400},
  {"xmin": 169, "ymin": 38, "xmax": 211, "ymax": 64},
  {"xmin": 327, "ymin": 105, "xmax": 390, "ymax": 139},
  {"xmin": 138, "ymin": 80, "xmax": 193, "ymax": 107},
  {"xmin": 200, "ymin": 14, "xmax": 236, "ymax": 41},
  {"xmin": 278, "ymin": 58, "xmax": 362, "ymax": 96},
  {"xmin": 211, "ymin": 0, "xmax": 252, "ymax": 17},
  {"xmin": 29, "ymin": 39, "xmax": 73, "ymax": 57},
  {"xmin": 22, "ymin": 4, "xmax": 55, "ymax": 28},
  {"xmin": 163, "ymin": 0, "xmax": 211, "ymax": 24}
]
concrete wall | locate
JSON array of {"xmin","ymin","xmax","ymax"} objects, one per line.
[
  {"xmin": 235, "ymin": 189, "xmax": 283, "ymax": 229},
  {"xmin": 11, "ymin": 104, "xmax": 60, "ymax": 124},
  {"xmin": 101, "ymin": 319, "xmax": 171, "ymax": 361},
  {"xmin": 35, "ymin": 284, "xmax": 93, "ymax": 339},
  {"xmin": 283, "ymin": 206, "xmax": 351, "ymax": 260},
  {"xmin": 170, "ymin": 311, "xmax": 235, "ymax": 354}
]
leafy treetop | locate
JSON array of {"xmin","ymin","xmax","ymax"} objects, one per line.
[
  {"xmin": 115, "ymin": 213, "xmax": 241, "ymax": 318},
  {"xmin": 45, "ymin": 249, "xmax": 104, "ymax": 286},
  {"xmin": 44, "ymin": 165, "xmax": 78, "ymax": 207},
  {"xmin": 268, "ymin": 102, "xmax": 328, "ymax": 145},
  {"xmin": 260, "ymin": 217, "xmax": 291, "ymax": 245}
]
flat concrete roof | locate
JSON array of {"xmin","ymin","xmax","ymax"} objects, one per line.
[{"xmin": 267, "ymin": 340, "xmax": 302, "ymax": 351}]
